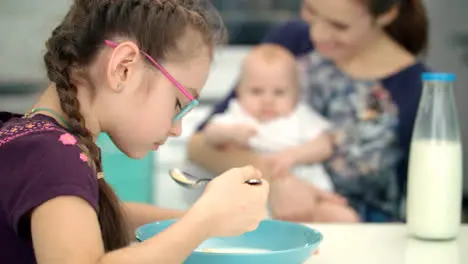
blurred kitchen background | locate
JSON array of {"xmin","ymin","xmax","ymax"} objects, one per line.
[{"xmin": 1, "ymin": 0, "xmax": 468, "ymax": 215}]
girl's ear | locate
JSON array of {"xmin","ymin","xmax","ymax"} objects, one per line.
[{"xmin": 106, "ymin": 41, "xmax": 143, "ymax": 93}]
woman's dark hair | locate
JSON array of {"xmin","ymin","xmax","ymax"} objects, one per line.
[
  {"xmin": 367, "ymin": 0, "xmax": 428, "ymax": 55},
  {"xmin": 43, "ymin": 0, "xmax": 225, "ymax": 252}
]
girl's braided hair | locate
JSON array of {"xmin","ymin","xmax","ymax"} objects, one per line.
[{"xmin": 43, "ymin": 0, "xmax": 225, "ymax": 251}]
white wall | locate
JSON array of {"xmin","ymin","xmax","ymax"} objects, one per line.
[
  {"xmin": 197, "ymin": 47, "xmax": 250, "ymax": 100},
  {"xmin": 0, "ymin": 0, "xmax": 250, "ymax": 100},
  {"xmin": 0, "ymin": 0, "xmax": 72, "ymax": 83}
]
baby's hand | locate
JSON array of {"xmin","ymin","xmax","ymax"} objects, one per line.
[
  {"xmin": 264, "ymin": 151, "xmax": 297, "ymax": 179},
  {"xmin": 230, "ymin": 124, "xmax": 257, "ymax": 148}
]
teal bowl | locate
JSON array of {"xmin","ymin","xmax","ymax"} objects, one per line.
[{"xmin": 136, "ymin": 219, "xmax": 322, "ymax": 264}]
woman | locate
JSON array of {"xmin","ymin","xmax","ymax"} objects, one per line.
[
  {"xmin": 189, "ymin": 0, "xmax": 429, "ymax": 222},
  {"xmin": 0, "ymin": 1, "xmax": 269, "ymax": 263}
]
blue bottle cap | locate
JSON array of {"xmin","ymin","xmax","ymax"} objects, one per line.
[{"xmin": 422, "ymin": 72, "xmax": 455, "ymax": 82}]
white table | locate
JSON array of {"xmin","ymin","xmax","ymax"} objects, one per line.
[{"xmin": 304, "ymin": 224, "xmax": 468, "ymax": 264}]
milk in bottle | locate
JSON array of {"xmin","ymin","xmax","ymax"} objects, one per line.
[{"xmin": 406, "ymin": 72, "xmax": 463, "ymax": 240}]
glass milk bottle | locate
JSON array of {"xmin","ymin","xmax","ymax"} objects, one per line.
[{"xmin": 406, "ymin": 72, "xmax": 463, "ymax": 240}]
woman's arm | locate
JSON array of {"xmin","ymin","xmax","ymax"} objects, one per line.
[
  {"xmin": 121, "ymin": 202, "xmax": 185, "ymax": 235},
  {"xmin": 32, "ymin": 196, "xmax": 210, "ymax": 264},
  {"xmin": 203, "ymin": 123, "xmax": 236, "ymax": 146},
  {"xmin": 188, "ymin": 133, "xmax": 268, "ymax": 176}
]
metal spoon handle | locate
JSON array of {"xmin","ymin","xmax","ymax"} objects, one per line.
[
  {"xmin": 197, "ymin": 178, "xmax": 262, "ymax": 185},
  {"xmin": 245, "ymin": 179, "xmax": 262, "ymax": 185},
  {"xmin": 196, "ymin": 178, "xmax": 211, "ymax": 184}
]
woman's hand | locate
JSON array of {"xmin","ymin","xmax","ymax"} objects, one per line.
[{"xmin": 191, "ymin": 165, "xmax": 269, "ymax": 237}]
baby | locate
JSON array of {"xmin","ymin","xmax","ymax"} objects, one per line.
[{"xmin": 203, "ymin": 44, "xmax": 339, "ymax": 220}]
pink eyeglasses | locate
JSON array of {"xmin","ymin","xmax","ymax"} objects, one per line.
[{"xmin": 104, "ymin": 40, "xmax": 199, "ymax": 122}]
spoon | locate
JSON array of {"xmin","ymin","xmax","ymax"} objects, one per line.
[{"xmin": 169, "ymin": 168, "xmax": 263, "ymax": 189}]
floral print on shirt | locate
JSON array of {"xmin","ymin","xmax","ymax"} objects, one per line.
[
  {"xmin": 0, "ymin": 119, "xmax": 58, "ymax": 147},
  {"xmin": 59, "ymin": 133, "xmax": 78, "ymax": 145},
  {"xmin": 57, "ymin": 132, "xmax": 91, "ymax": 166},
  {"xmin": 298, "ymin": 52, "xmax": 401, "ymax": 216},
  {"xmin": 0, "ymin": 118, "xmax": 94, "ymax": 169}
]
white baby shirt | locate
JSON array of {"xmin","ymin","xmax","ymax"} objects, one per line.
[{"xmin": 211, "ymin": 100, "xmax": 334, "ymax": 191}]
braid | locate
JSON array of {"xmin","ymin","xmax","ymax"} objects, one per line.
[
  {"xmin": 44, "ymin": 22, "xmax": 130, "ymax": 251},
  {"xmin": 43, "ymin": 0, "xmax": 226, "ymax": 252}
]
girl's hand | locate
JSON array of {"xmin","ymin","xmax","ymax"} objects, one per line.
[{"xmin": 192, "ymin": 166, "xmax": 269, "ymax": 237}]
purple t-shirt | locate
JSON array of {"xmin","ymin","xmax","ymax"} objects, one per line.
[{"xmin": 0, "ymin": 112, "xmax": 99, "ymax": 263}]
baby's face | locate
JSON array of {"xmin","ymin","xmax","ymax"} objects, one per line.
[{"xmin": 237, "ymin": 58, "xmax": 298, "ymax": 122}]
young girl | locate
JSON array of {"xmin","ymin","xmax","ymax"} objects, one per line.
[{"xmin": 0, "ymin": 1, "xmax": 269, "ymax": 263}]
